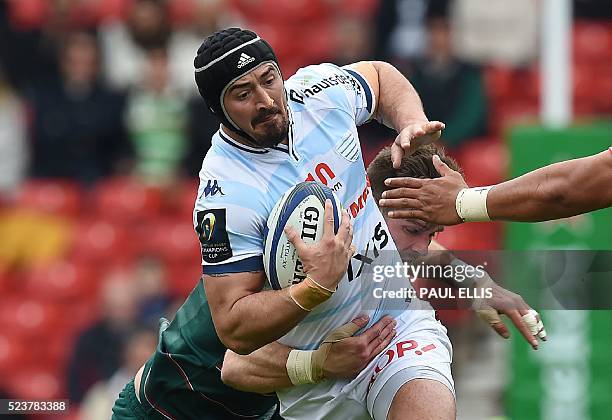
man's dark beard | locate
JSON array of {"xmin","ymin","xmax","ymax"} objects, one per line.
[{"xmin": 250, "ymin": 107, "xmax": 289, "ymax": 147}]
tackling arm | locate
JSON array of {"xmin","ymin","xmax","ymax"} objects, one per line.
[{"xmin": 221, "ymin": 316, "xmax": 396, "ymax": 394}]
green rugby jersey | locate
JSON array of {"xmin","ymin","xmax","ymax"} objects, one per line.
[{"xmin": 136, "ymin": 279, "xmax": 277, "ymax": 419}]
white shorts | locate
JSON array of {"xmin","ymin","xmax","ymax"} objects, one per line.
[{"xmin": 277, "ymin": 311, "xmax": 454, "ymax": 420}]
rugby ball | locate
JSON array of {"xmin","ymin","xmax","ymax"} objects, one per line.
[{"xmin": 264, "ymin": 182, "xmax": 343, "ymax": 290}]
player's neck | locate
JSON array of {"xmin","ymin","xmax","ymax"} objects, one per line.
[{"xmin": 221, "ymin": 125, "xmax": 288, "ymax": 148}]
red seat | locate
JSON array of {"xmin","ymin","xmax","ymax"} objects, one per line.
[
  {"xmin": 7, "ymin": 0, "xmax": 49, "ymax": 29},
  {"xmin": 453, "ymin": 137, "xmax": 508, "ymax": 187},
  {"xmin": 0, "ymin": 333, "xmax": 27, "ymax": 374},
  {"xmin": 573, "ymin": 21, "xmax": 612, "ymax": 64},
  {"xmin": 484, "ymin": 66, "xmax": 515, "ymax": 102},
  {"xmin": 6, "ymin": 367, "xmax": 63, "ymax": 400},
  {"xmin": 176, "ymin": 178, "xmax": 199, "ymax": 219},
  {"xmin": 17, "ymin": 180, "xmax": 82, "ymax": 217},
  {"xmin": 490, "ymin": 100, "xmax": 539, "ymax": 135},
  {"xmin": 24, "ymin": 260, "xmax": 100, "ymax": 302},
  {"xmin": 338, "ymin": 0, "xmax": 378, "ymax": 17},
  {"xmin": 92, "ymin": 177, "xmax": 164, "ymax": 224},
  {"xmin": 436, "ymin": 222, "xmax": 502, "ymax": 251},
  {"xmin": 167, "ymin": 263, "xmax": 202, "ymax": 298},
  {"xmin": 232, "ymin": 0, "xmax": 327, "ymax": 24},
  {"xmin": 71, "ymin": 219, "xmax": 136, "ymax": 264},
  {"xmin": 137, "ymin": 219, "xmax": 200, "ymax": 264},
  {"xmin": 0, "ymin": 298, "xmax": 60, "ymax": 340}
]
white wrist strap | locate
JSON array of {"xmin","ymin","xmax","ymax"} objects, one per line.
[
  {"xmin": 286, "ymin": 350, "xmax": 315, "ymax": 385},
  {"xmin": 455, "ymin": 186, "xmax": 493, "ymax": 222}
]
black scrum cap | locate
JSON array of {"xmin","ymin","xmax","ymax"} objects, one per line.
[{"xmin": 194, "ymin": 28, "xmax": 281, "ymax": 137}]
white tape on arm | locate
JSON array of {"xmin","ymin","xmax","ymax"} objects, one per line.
[
  {"xmin": 286, "ymin": 350, "xmax": 315, "ymax": 385},
  {"xmin": 455, "ymin": 186, "xmax": 493, "ymax": 222}
]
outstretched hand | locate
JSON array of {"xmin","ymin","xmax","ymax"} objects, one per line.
[{"xmin": 391, "ymin": 121, "xmax": 445, "ymax": 168}]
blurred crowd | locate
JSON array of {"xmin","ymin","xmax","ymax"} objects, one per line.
[{"xmin": 0, "ymin": 0, "xmax": 611, "ymax": 418}]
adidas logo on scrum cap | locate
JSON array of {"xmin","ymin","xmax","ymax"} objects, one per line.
[{"xmin": 237, "ymin": 52, "xmax": 256, "ymax": 68}]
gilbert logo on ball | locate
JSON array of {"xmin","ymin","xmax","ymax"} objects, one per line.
[{"xmin": 264, "ymin": 182, "xmax": 342, "ymax": 290}]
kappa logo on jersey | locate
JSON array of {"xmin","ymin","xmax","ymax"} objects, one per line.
[
  {"xmin": 289, "ymin": 73, "xmax": 361, "ymax": 105},
  {"xmin": 196, "ymin": 209, "xmax": 233, "ymax": 263},
  {"xmin": 237, "ymin": 52, "xmax": 255, "ymax": 68},
  {"xmin": 203, "ymin": 180, "xmax": 225, "ymax": 197}
]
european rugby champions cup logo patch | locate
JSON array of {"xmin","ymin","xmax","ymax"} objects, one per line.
[{"xmin": 196, "ymin": 209, "xmax": 233, "ymax": 263}]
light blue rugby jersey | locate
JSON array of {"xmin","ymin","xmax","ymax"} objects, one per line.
[{"xmin": 194, "ymin": 63, "xmax": 432, "ymax": 350}]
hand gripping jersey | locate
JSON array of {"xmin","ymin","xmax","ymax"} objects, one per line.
[{"xmin": 194, "ymin": 62, "xmax": 434, "ymax": 346}]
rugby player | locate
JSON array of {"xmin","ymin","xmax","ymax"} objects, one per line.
[
  {"xmin": 221, "ymin": 144, "xmax": 546, "ymax": 396},
  {"xmin": 112, "ymin": 27, "xmax": 543, "ymax": 420},
  {"xmin": 379, "ymin": 148, "xmax": 612, "ymax": 225},
  {"xmin": 189, "ymin": 27, "xmax": 454, "ymax": 420}
]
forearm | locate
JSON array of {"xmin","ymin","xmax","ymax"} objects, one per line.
[
  {"xmin": 487, "ymin": 151, "xmax": 612, "ymax": 221},
  {"xmin": 221, "ymin": 342, "xmax": 292, "ymax": 394},
  {"xmin": 371, "ymin": 61, "xmax": 428, "ymax": 130}
]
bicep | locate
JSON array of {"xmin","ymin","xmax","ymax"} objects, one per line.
[{"xmin": 203, "ymin": 270, "xmax": 267, "ymax": 330}]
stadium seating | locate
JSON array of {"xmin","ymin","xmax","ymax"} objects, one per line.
[
  {"xmin": 16, "ymin": 180, "xmax": 82, "ymax": 218},
  {"xmin": 23, "ymin": 260, "xmax": 100, "ymax": 303},
  {"xmin": 91, "ymin": 177, "xmax": 164, "ymax": 224}
]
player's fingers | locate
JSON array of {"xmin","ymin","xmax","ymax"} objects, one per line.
[
  {"xmin": 432, "ymin": 155, "xmax": 454, "ymax": 177},
  {"xmin": 381, "ymin": 187, "xmax": 420, "ymax": 200},
  {"xmin": 387, "ymin": 209, "xmax": 430, "ymax": 222},
  {"xmin": 507, "ymin": 310, "xmax": 539, "ymax": 350},
  {"xmin": 477, "ymin": 308, "xmax": 510, "ymax": 339},
  {"xmin": 322, "ymin": 199, "xmax": 335, "ymax": 239},
  {"xmin": 323, "ymin": 315, "xmax": 371, "ymax": 344},
  {"xmin": 424, "ymin": 121, "xmax": 445, "ymax": 133},
  {"xmin": 535, "ymin": 312, "xmax": 547, "ymax": 340},
  {"xmin": 284, "ymin": 225, "xmax": 307, "ymax": 253},
  {"xmin": 378, "ymin": 197, "xmax": 422, "ymax": 210},
  {"xmin": 383, "ymin": 177, "xmax": 424, "ymax": 189},
  {"xmin": 349, "ymin": 315, "xmax": 369, "ymax": 332},
  {"xmin": 390, "ymin": 141, "xmax": 404, "ymax": 169},
  {"xmin": 522, "ymin": 309, "xmax": 547, "ymax": 341},
  {"xmin": 336, "ymin": 209, "xmax": 352, "ymax": 243},
  {"xmin": 360, "ymin": 316, "xmax": 395, "ymax": 344},
  {"xmin": 367, "ymin": 319, "xmax": 397, "ymax": 356}
]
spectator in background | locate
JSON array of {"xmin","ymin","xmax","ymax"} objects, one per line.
[
  {"xmin": 374, "ymin": 0, "xmax": 428, "ymax": 64},
  {"xmin": 133, "ymin": 255, "xmax": 172, "ymax": 328},
  {"xmin": 404, "ymin": 0, "xmax": 487, "ymax": 148},
  {"xmin": 67, "ymin": 272, "xmax": 138, "ymax": 403},
  {"xmin": 79, "ymin": 328, "xmax": 157, "ymax": 420},
  {"xmin": 167, "ymin": 0, "xmax": 229, "ymax": 97},
  {"xmin": 125, "ymin": 48, "xmax": 188, "ymax": 187},
  {"xmin": 99, "ymin": 0, "xmax": 170, "ymax": 91},
  {"xmin": 28, "ymin": 31, "xmax": 127, "ymax": 184},
  {"xmin": 0, "ymin": 62, "xmax": 28, "ymax": 198}
]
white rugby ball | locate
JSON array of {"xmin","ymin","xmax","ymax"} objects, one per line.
[{"xmin": 264, "ymin": 181, "xmax": 343, "ymax": 290}]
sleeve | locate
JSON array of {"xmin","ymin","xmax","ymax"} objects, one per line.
[
  {"xmin": 340, "ymin": 65, "xmax": 376, "ymax": 126},
  {"xmin": 289, "ymin": 63, "xmax": 376, "ymax": 126},
  {"xmin": 193, "ymin": 176, "xmax": 266, "ymax": 275}
]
